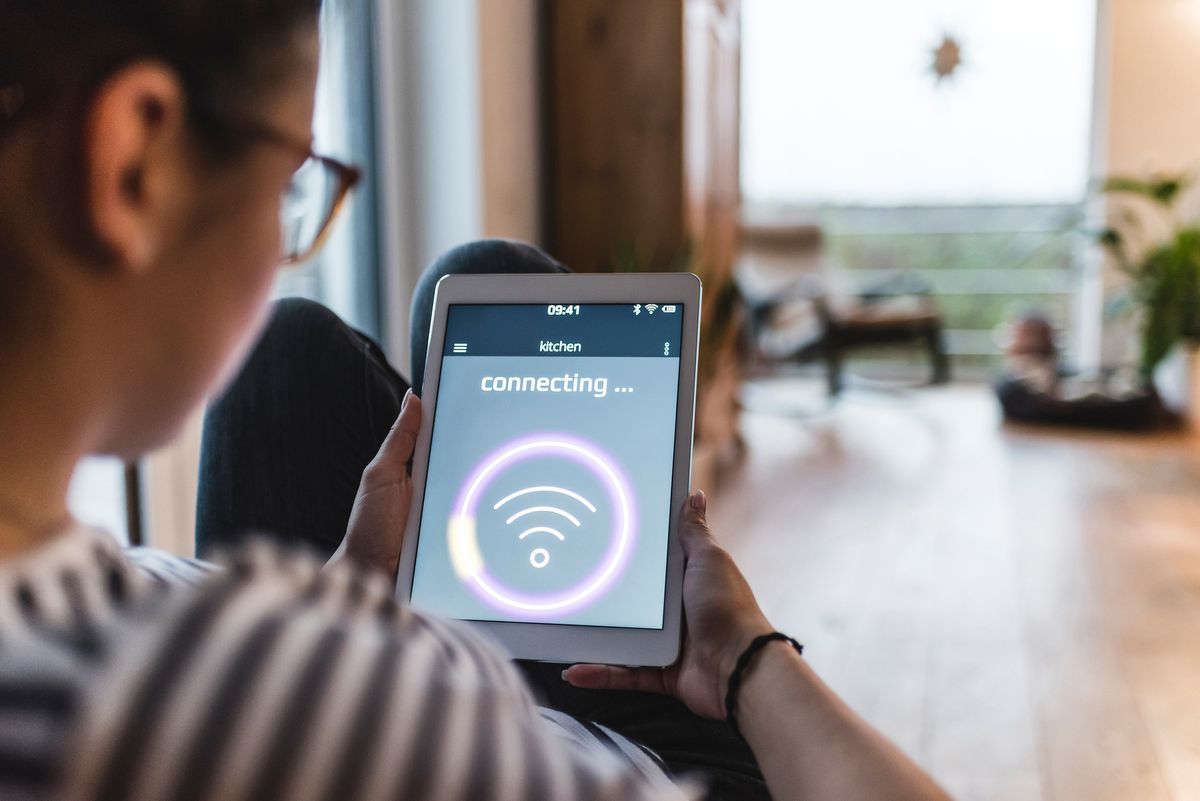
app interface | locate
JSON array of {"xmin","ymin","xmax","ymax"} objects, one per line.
[{"xmin": 410, "ymin": 303, "xmax": 684, "ymax": 629}]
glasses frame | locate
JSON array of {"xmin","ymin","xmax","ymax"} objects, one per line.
[
  {"xmin": 277, "ymin": 151, "xmax": 362, "ymax": 265},
  {"xmin": 198, "ymin": 112, "xmax": 363, "ymax": 265}
]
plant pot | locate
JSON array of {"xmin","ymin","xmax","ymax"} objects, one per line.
[{"xmin": 1152, "ymin": 341, "xmax": 1200, "ymax": 426}]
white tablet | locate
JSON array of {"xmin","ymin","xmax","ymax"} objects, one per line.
[{"xmin": 395, "ymin": 273, "xmax": 701, "ymax": 666}]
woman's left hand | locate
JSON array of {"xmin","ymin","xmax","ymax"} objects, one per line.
[{"xmin": 329, "ymin": 390, "xmax": 422, "ymax": 579}]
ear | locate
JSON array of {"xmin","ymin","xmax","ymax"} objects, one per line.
[{"xmin": 83, "ymin": 62, "xmax": 187, "ymax": 273}]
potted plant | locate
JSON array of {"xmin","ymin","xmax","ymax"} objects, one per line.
[{"xmin": 1097, "ymin": 173, "xmax": 1200, "ymax": 416}]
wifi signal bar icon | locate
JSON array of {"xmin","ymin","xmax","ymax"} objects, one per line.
[
  {"xmin": 493, "ymin": 486, "xmax": 597, "ymax": 569},
  {"xmin": 645, "ymin": 303, "xmax": 659, "ymax": 315}
]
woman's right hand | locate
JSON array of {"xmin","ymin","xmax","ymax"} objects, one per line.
[{"xmin": 563, "ymin": 490, "xmax": 774, "ymax": 720}]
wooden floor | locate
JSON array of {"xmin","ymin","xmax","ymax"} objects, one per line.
[{"xmin": 708, "ymin": 383, "xmax": 1200, "ymax": 801}]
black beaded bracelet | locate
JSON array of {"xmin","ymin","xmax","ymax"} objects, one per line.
[{"xmin": 724, "ymin": 632, "xmax": 804, "ymax": 740}]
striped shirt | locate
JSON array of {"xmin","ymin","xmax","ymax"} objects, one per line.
[{"xmin": 0, "ymin": 524, "xmax": 693, "ymax": 801}]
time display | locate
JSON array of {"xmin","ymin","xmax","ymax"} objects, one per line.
[{"xmin": 547, "ymin": 304, "xmax": 582, "ymax": 316}]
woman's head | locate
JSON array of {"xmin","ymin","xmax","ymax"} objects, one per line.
[{"xmin": 0, "ymin": 0, "xmax": 323, "ymax": 458}]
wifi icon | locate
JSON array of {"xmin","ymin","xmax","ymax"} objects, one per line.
[
  {"xmin": 645, "ymin": 303, "xmax": 659, "ymax": 315},
  {"xmin": 492, "ymin": 485, "xmax": 598, "ymax": 569}
]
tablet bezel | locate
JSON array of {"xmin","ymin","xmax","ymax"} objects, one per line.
[{"xmin": 395, "ymin": 272, "xmax": 701, "ymax": 666}]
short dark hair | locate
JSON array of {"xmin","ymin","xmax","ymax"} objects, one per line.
[{"xmin": 0, "ymin": 0, "xmax": 322, "ymax": 154}]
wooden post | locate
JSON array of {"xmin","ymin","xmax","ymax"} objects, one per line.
[{"xmin": 541, "ymin": 0, "xmax": 744, "ymax": 487}]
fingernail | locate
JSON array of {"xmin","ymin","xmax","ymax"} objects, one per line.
[
  {"xmin": 402, "ymin": 388, "xmax": 413, "ymax": 407},
  {"xmin": 691, "ymin": 490, "xmax": 706, "ymax": 512},
  {"xmin": 560, "ymin": 669, "xmax": 570, "ymax": 681}
]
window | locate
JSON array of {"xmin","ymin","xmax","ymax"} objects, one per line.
[{"xmin": 741, "ymin": 0, "xmax": 1098, "ymax": 367}]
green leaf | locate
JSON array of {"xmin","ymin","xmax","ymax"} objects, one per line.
[
  {"xmin": 1135, "ymin": 228, "xmax": 1200, "ymax": 374},
  {"xmin": 1101, "ymin": 174, "xmax": 1188, "ymax": 206}
]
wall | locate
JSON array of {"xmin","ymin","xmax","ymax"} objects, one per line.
[
  {"xmin": 1106, "ymin": 0, "xmax": 1200, "ymax": 175},
  {"xmin": 479, "ymin": 0, "xmax": 543, "ymax": 244},
  {"xmin": 1093, "ymin": 0, "xmax": 1200, "ymax": 365},
  {"xmin": 141, "ymin": 412, "xmax": 203, "ymax": 556}
]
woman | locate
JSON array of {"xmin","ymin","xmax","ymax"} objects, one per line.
[{"xmin": 0, "ymin": 1, "xmax": 952, "ymax": 799}]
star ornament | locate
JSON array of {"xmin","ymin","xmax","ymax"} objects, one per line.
[{"xmin": 931, "ymin": 34, "xmax": 963, "ymax": 83}]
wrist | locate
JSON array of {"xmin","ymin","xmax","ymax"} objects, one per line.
[
  {"xmin": 717, "ymin": 625, "xmax": 775, "ymax": 697},
  {"xmin": 732, "ymin": 639, "xmax": 810, "ymax": 741},
  {"xmin": 722, "ymin": 632, "xmax": 804, "ymax": 735},
  {"xmin": 332, "ymin": 534, "xmax": 399, "ymax": 578}
]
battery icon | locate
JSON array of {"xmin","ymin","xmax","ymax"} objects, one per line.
[{"xmin": 662, "ymin": 305, "xmax": 677, "ymax": 313}]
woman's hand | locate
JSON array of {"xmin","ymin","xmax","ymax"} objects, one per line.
[
  {"xmin": 329, "ymin": 390, "xmax": 422, "ymax": 580},
  {"xmin": 563, "ymin": 490, "xmax": 773, "ymax": 720}
]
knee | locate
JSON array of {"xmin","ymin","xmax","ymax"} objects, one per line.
[
  {"xmin": 233, "ymin": 298, "xmax": 352, "ymax": 388},
  {"xmin": 264, "ymin": 297, "xmax": 344, "ymax": 346},
  {"xmin": 417, "ymin": 239, "xmax": 567, "ymax": 290},
  {"xmin": 444, "ymin": 238, "xmax": 567, "ymax": 275},
  {"xmin": 411, "ymin": 239, "xmax": 568, "ymax": 325}
]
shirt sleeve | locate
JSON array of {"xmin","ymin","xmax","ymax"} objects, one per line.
[{"xmin": 59, "ymin": 542, "xmax": 692, "ymax": 801}]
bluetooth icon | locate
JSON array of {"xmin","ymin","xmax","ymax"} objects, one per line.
[{"xmin": 633, "ymin": 304, "xmax": 642, "ymax": 316}]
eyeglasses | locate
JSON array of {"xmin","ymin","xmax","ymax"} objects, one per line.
[
  {"xmin": 195, "ymin": 112, "xmax": 362, "ymax": 265},
  {"xmin": 277, "ymin": 151, "xmax": 361, "ymax": 265}
]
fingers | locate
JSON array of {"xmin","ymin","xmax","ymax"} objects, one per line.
[
  {"xmin": 677, "ymin": 489, "xmax": 715, "ymax": 557},
  {"xmin": 561, "ymin": 664, "xmax": 668, "ymax": 695},
  {"xmin": 375, "ymin": 390, "xmax": 422, "ymax": 469}
]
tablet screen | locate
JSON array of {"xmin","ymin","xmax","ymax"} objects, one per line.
[{"xmin": 410, "ymin": 303, "xmax": 684, "ymax": 629}]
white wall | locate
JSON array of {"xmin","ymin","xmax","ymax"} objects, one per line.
[
  {"xmin": 142, "ymin": 411, "xmax": 203, "ymax": 556},
  {"xmin": 1106, "ymin": 0, "xmax": 1200, "ymax": 175},
  {"xmin": 1092, "ymin": 0, "xmax": 1200, "ymax": 366}
]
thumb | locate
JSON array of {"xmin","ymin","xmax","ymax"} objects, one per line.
[
  {"xmin": 374, "ymin": 390, "xmax": 422, "ymax": 470},
  {"xmin": 677, "ymin": 490, "xmax": 714, "ymax": 557},
  {"xmin": 562, "ymin": 664, "xmax": 669, "ymax": 695}
]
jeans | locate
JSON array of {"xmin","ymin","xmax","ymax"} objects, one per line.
[{"xmin": 196, "ymin": 239, "xmax": 769, "ymax": 800}]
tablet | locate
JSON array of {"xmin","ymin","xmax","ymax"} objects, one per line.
[{"xmin": 395, "ymin": 273, "xmax": 701, "ymax": 666}]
